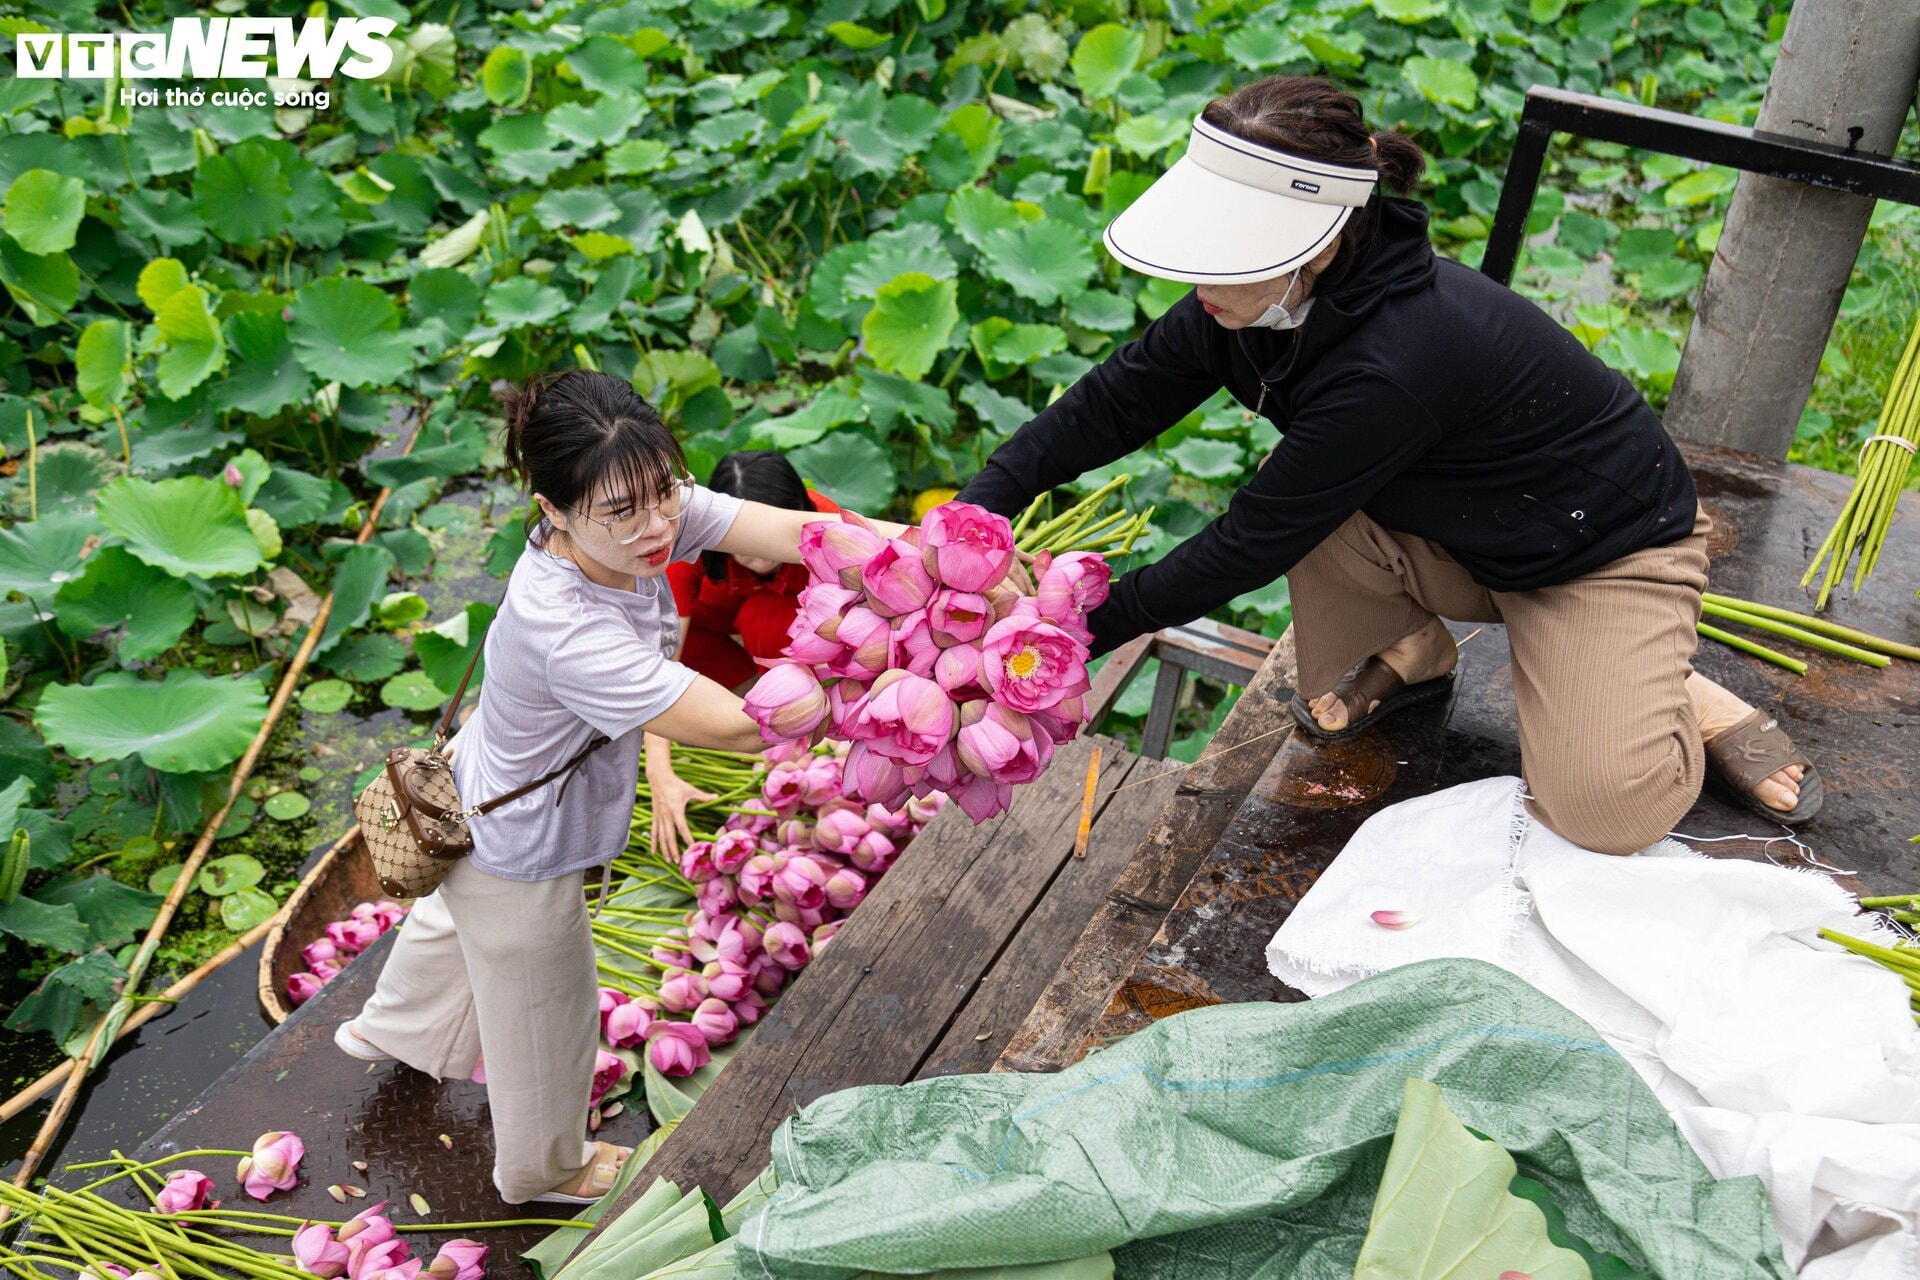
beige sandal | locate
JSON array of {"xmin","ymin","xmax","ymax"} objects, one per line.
[{"xmin": 531, "ymin": 1141, "xmax": 632, "ymax": 1205}]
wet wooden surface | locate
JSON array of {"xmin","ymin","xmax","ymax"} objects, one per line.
[{"xmin": 1064, "ymin": 443, "xmax": 1920, "ymax": 1056}]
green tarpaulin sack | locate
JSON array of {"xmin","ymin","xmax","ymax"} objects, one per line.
[{"xmin": 720, "ymin": 959, "xmax": 1790, "ymax": 1279}]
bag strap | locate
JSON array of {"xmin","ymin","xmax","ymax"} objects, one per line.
[
  {"xmin": 465, "ymin": 732, "xmax": 612, "ymax": 819},
  {"xmin": 431, "ymin": 635, "xmax": 488, "ymax": 752}
]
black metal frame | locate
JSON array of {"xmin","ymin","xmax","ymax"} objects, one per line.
[{"xmin": 1481, "ymin": 86, "xmax": 1920, "ymax": 287}]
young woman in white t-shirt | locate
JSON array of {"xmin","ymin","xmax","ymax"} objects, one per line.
[{"xmin": 337, "ymin": 370, "xmax": 905, "ymax": 1205}]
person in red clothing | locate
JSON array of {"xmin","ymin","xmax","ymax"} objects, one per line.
[{"xmin": 645, "ymin": 451, "xmax": 839, "ymax": 856}]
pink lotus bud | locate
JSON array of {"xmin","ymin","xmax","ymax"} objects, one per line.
[
  {"xmin": 907, "ymin": 792, "xmax": 946, "ymax": 825},
  {"xmin": 424, "ymin": 1239, "xmax": 487, "ymax": 1280},
  {"xmin": 223, "ymin": 462, "xmax": 244, "ymax": 487},
  {"xmin": 771, "ymin": 854, "xmax": 828, "ymax": 911},
  {"xmin": 800, "ymin": 518, "xmax": 885, "ymax": 591},
  {"xmin": 1029, "ymin": 693, "xmax": 1089, "ymax": 745},
  {"xmin": 862, "ymin": 538, "xmax": 938, "ymax": 617},
  {"xmin": 919, "ymin": 741, "xmax": 965, "ymax": 792},
  {"xmin": 689, "ymin": 996, "xmax": 739, "ymax": 1046},
  {"xmin": 650, "ymin": 940, "xmax": 693, "ymax": 969},
  {"xmin": 346, "ymin": 1237, "xmax": 406, "ymax": 1280},
  {"xmin": 956, "ymin": 703, "xmax": 1054, "ymax": 785},
  {"xmin": 326, "ymin": 918, "xmax": 381, "ymax": 955},
  {"xmin": 826, "ymin": 607, "xmax": 894, "ymax": 680},
  {"xmin": 812, "ymin": 920, "xmax": 844, "ymax": 953},
  {"xmin": 236, "ymin": 1131, "xmax": 303, "ymax": 1201},
  {"xmin": 351, "ymin": 900, "xmax": 408, "ymax": 932},
  {"xmin": 311, "ymin": 958, "xmax": 343, "ymax": 982},
  {"xmin": 927, "ymin": 588, "xmax": 992, "ymax": 648},
  {"xmin": 772, "ymin": 900, "xmax": 827, "ymax": 930},
  {"xmin": 823, "ymin": 867, "xmax": 867, "ymax": 911},
  {"xmin": 810, "ymin": 806, "xmax": 869, "ymax": 854},
  {"xmin": 866, "ymin": 803, "xmax": 913, "ymax": 839},
  {"xmin": 645, "ymin": 1020, "xmax": 712, "ymax": 1077},
  {"xmin": 737, "ymin": 853, "xmax": 781, "ymax": 906},
  {"xmin": 302, "ymin": 938, "xmax": 341, "ymax": 969},
  {"xmin": 678, "ymin": 840, "xmax": 718, "ymax": 884},
  {"xmin": 793, "ymin": 582, "xmax": 861, "ymax": 643},
  {"xmin": 763, "ymin": 921, "xmax": 811, "ymax": 970},
  {"xmin": 658, "ymin": 969, "xmax": 711, "ymax": 1013},
  {"xmin": 892, "ymin": 609, "xmax": 941, "ymax": 677},
  {"xmin": 949, "ymin": 773, "xmax": 1014, "ymax": 824},
  {"xmin": 774, "ymin": 816, "xmax": 815, "ymax": 848},
  {"xmin": 589, "ymin": 1049, "xmax": 627, "ymax": 1108},
  {"xmin": 848, "ymin": 829, "xmax": 897, "ymax": 874},
  {"xmin": 730, "ymin": 988, "xmax": 770, "ymax": 1025},
  {"xmin": 919, "ymin": 502, "xmax": 1015, "ymax": 592},
  {"xmin": 1370, "ymin": 910, "xmax": 1417, "ymax": 930},
  {"xmin": 979, "ymin": 616, "xmax": 1091, "ymax": 714},
  {"xmin": 357, "ymin": 1255, "xmax": 420, "ymax": 1280},
  {"xmin": 696, "ymin": 876, "xmax": 738, "ymax": 918},
  {"xmin": 798, "ymin": 755, "xmax": 842, "ymax": 807},
  {"xmin": 749, "ymin": 954, "xmax": 787, "ymax": 996},
  {"xmin": 761, "ymin": 762, "xmax": 806, "ymax": 813},
  {"xmin": 844, "ymin": 741, "xmax": 912, "ymax": 808},
  {"xmin": 155, "ymin": 1169, "xmax": 215, "ymax": 1215},
  {"xmin": 710, "ymin": 828, "xmax": 759, "ymax": 873},
  {"xmin": 848, "ymin": 674, "xmax": 955, "ymax": 766},
  {"xmin": 744, "ymin": 661, "xmax": 828, "ymax": 744},
  {"xmin": 604, "ymin": 999, "xmax": 653, "ymax": 1048},
  {"xmin": 335, "ymin": 1202, "xmax": 393, "ymax": 1247},
  {"xmin": 1034, "ymin": 552, "xmax": 1112, "ymax": 641},
  {"xmin": 293, "ymin": 1222, "xmax": 350, "ymax": 1279},
  {"xmin": 702, "ymin": 958, "xmax": 753, "ymax": 1002},
  {"xmin": 79, "ymin": 1266, "xmax": 130, "ymax": 1280},
  {"xmin": 287, "ymin": 972, "xmax": 324, "ymax": 1006}
]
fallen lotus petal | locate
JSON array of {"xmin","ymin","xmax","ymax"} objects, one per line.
[
  {"xmin": 602, "ymin": 1101, "xmax": 624, "ymax": 1119},
  {"xmin": 343, "ymin": 1185, "xmax": 366, "ymax": 1198},
  {"xmin": 327, "ymin": 1184, "xmax": 348, "ymax": 1204},
  {"xmin": 438, "ymin": 1134, "xmax": 452, "ymax": 1150},
  {"xmin": 408, "ymin": 1193, "xmax": 430, "ymax": 1216},
  {"xmin": 352, "ymin": 1161, "xmax": 368, "ymax": 1172},
  {"xmin": 1370, "ymin": 910, "xmax": 1417, "ymax": 930}
]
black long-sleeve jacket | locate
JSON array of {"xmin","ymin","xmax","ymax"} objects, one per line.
[{"xmin": 956, "ymin": 198, "xmax": 1699, "ymax": 658}]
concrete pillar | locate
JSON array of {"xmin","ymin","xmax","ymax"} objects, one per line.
[{"xmin": 1663, "ymin": 0, "xmax": 1920, "ymax": 459}]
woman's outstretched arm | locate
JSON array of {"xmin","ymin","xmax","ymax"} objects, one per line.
[{"xmin": 711, "ymin": 499, "xmax": 910, "ymax": 565}]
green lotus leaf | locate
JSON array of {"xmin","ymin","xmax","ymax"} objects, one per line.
[
  {"xmin": 316, "ymin": 543, "xmax": 397, "ymax": 652},
  {"xmin": 127, "ymin": 422, "xmax": 242, "ymax": 474},
  {"xmin": 832, "ymin": 88, "xmax": 940, "ymax": 178},
  {"xmin": 36, "ymin": 669, "xmax": 267, "ymax": 774},
  {"xmin": 333, "ymin": 164, "xmax": 394, "ymax": 205},
  {"xmin": 381, "ymin": 668, "xmax": 449, "ymax": 711},
  {"xmin": 1373, "ymin": 0, "xmax": 1450, "ymax": 19},
  {"xmin": 252, "ymin": 465, "xmax": 332, "ymax": 528},
  {"xmin": 6, "ymin": 442, "xmax": 116, "ymax": 520},
  {"xmin": 945, "ymin": 187, "xmax": 1030, "ymax": 254},
  {"xmin": 213, "ymin": 311, "xmax": 313, "ymax": 417},
  {"xmin": 96, "ymin": 475, "xmax": 264, "ymax": 579},
  {"xmin": 485, "ymin": 276, "xmax": 569, "ymax": 330},
  {"xmin": 978, "ymin": 221, "xmax": 1097, "ymax": 307},
  {"xmin": 299, "ymin": 678, "xmax": 354, "ymax": 714},
  {"xmin": 190, "ymin": 143, "xmax": 294, "ymax": 244},
  {"xmin": 0, "ymin": 509, "xmax": 105, "ymax": 600},
  {"xmin": 196, "ymin": 853, "xmax": 264, "ymax": 897},
  {"xmin": 136, "ymin": 258, "xmax": 192, "ymax": 313},
  {"xmin": 1070, "ymin": 23, "xmax": 1144, "ymax": 100},
  {"xmin": 147, "ymin": 863, "xmax": 185, "ymax": 894},
  {"xmin": 375, "ymin": 591, "xmax": 429, "ymax": 628},
  {"xmin": 36, "ymin": 874, "xmax": 164, "ymax": 948},
  {"xmin": 546, "ymin": 93, "xmax": 647, "ymax": 149},
  {"xmin": 54, "ymin": 545, "xmax": 198, "ymax": 660},
  {"xmin": 971, "ymin": 319, "xmax": 1067, "ymax": 369},
  {"xmin": 76, "ymin": 319, "xmax": 133, "ymax": 410},
  {"xmin": 408, "ymin": 268, "xmax": 482, "ymax": 351},
  {"xmin": 481, "ymin": 45, "xmax": 532, "ymax": 107},
  {"xmin": 0, "ymin": 233, "xmax": 79, "ymax": 323},
  {"xmin": 533, "ymin": 188, "xmax": 621, "ymax": 232},
  {"xmin": 2, "ymin": 952, "xmax": 120, "ymax": 1044},
  {"xmin": 605, "ymin": 139, "xmax": 672, "ymax": 176},
  {"xmin": 225, "ymin": 592, "xmax": 280, "ymax": 638},
  {"xmin": 862, "ymin": 272, "xmax": 958, "ymax": 382},
  {"xmin": 1113, "ymin": 113, "xmax": 1188, "ymax": 160},
  {"xmin": 263, "ymin": 791, "xmax": 310, "ymax": 821},
  {"xmin": 155, "ymin": 284, "xmax": 227, "ymax": 399},
  {"xmin": 119, "ymin": 188, "xmax": 207, "ymax": 249},
  {"xmin": 1404, "ymin": 56, "xmax": 1479, "ymax": 110},
  {"xmin": 925, "ymin": 102, "xmax": 1003, "ymax": 188},
  {"xmin": 1353, "ymin": 1078, "xmax": 1590, "ymax": 1280},
  {"xmin": 789, "ymin": 431, "xmax": 896, "ymax": 515},
  {"xmin": 220, "ymin": 887, "xmax": 279, "ymax": 931},
  {"xmin": 827, "ymin": 20, "xmax": 890, "ymax": 49},
  {"xmin": 3, "ymin": 169, "xmax": 85, "ymax": 255},
  {"xmin": 567, "ymin": 35, "xmax": 643, "ymax": 94},
  {"xmin": 414, "ymin": 602, "xmax": 495, "ymax": 694},
  {"xmin": 0, "ymin": 893, "xmax": 88, "ymax": 953},
  {"xmin": 1167, "ymin": 437, "xmax": 1247, "ymax": 481},
  {"xmin": 288, "ymin": 277, "xmax": 417, "ymax": 389},
  {"xmin": 633, "ymin": 350, "xmax": 723, "ymax": 413},
  {"xmin": 315, "ymin": 632, "xmax": 406, "ymax": 682},
  {"xmin": 363, "ymin": 414, "xmax": 486, "ymax": 489},
  {"xmin": 0, "ymin": 718, "xmax": 56, "ymax": 803},
  {"xmin": 245, "ymin": 508, "xmax": 282, "ymax": 561},
  {"xmin": 1065, "ymin": 290, "xmax": 1138, "ymax": 333}
]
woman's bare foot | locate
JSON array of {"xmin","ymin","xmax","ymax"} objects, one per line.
[
  {"xmin": 1306, "ymin": 617, "xmax": 1459, "ymax": 732},
  {"xmin": 545, "ymin": 1142, "xmax": 632, "ymax": 1200},
  {"xmin": 1688, "ymin": 672, "xmax": 1804, "ymax": 812}
]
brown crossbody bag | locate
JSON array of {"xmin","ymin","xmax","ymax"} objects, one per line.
[{"xmin": 353, "ymin": 618, "xmax": 608, "ymax": 898}]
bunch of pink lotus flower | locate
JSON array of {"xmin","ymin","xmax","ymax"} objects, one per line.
[
  {"xmin": 599, "ymin": 741, "xmax": 943, "ymax": 1078},
  {"xmin": 287, "ymin": 899, "xmax": 411, "ymax": 1008},
  {"xmin": 744, "ymin": 502, "xmax": 1109, "ymax": 823},
  {"xmin": 293, "ymin": 1200, "xmax": 485, "ymax": 1280}
]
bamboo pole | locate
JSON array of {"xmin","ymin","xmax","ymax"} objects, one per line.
[{"xmin": 3, "ymin": 401, "xmax": 429, "ymax": 1211}]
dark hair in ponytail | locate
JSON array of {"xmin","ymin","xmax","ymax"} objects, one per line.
[
  {"xmin": 699, "ymin": 450, "xmax": 811, "ymax": 580},
  {"xmin": 1201, "ymin": 75, "xmax": 1426, "ymax": 293},
  {"xmin": 496, "ymin": 370, "xmax": 686, "ymax": 540}
]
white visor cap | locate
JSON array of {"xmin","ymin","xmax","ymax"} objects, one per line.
[{"xmin": 1103, "ymin": 116, "xmax": 1380, "ymax": 285}]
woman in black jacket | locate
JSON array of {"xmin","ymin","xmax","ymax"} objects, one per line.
[{"xmin": 956, "ymin": 75, "xmax": 1819, "ymax": 853}]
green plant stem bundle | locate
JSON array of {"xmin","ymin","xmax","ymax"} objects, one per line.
[
  {"xmin": 1695, "ymin": 592, "xmax": 1919, "ymax": 673},
  {"xmin": 1703, "ymin": 594, "xmax": 1920, "ymax": 661},
  {"xmin": 1012, "ymin": 476, "xmax": 1153, "ymax": 556},
  {"xmin": 1801, "ymin": 310, "xmax": 1920, "ymax": 608}
]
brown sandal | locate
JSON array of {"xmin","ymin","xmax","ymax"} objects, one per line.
[
  {"xmin": 1288, "ymin": 656, "xmax": 1455, "ymax": 742},
  {"xmin": 1702, "ymin": 708, "xmax": 1823, "ymax": 826}
]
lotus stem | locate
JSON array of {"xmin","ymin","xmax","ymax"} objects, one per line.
[
  {"xmin": 1698, "ymin": 602, "xmax": 1891, "ymax": 667},
  {"xmin": 1702, "ymin": 594, "xmax": 1920, "ymax": 661},
  {"xmin": 1695, "ymin": 623, "xmax": 1807, "ymax": 675}
]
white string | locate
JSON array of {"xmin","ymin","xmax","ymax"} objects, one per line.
[
  {"xmin": 1858, "ymin": 432, "xmax": 1917, "ymax": 457},
  {"xmin": 1669, "ymin": 826, "xmax": 1856, "ymax": 876}
]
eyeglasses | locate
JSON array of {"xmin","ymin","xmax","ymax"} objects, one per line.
[{"xmin": 565, "ymin": 472, "xmax": 697, "ymax": 545}]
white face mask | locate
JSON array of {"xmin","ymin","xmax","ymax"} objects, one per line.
[{"xmin": 1246, "ymin": 270, "xmax": 1310, "ymax": 330}]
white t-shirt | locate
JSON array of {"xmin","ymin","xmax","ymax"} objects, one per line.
[{"xmin": 447, "ymin": 484, "xmax": 745, "ymax": 882}]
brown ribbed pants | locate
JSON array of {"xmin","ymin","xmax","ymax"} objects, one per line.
[{"xmin": 1287, "ymin": 509, "xmax": 1712, "ymax": 855}]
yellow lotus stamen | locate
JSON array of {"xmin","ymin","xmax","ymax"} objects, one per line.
[{"xmin": 1008, "ymin": 648, "xmax": 1040, "ymax": 679}]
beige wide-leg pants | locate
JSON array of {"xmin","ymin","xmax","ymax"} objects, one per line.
[
  {"xmin": 352, "ymin": 857, "xmax": 599, "ymax": 1203},
  {"xmin": 1287, "ymin": 508, "xmax": 1712, "ymax": 856}
]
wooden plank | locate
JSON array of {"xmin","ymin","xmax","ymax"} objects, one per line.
[
  {"xmin": 916, "ymin": 750, "xmax": 1184, "ymax": 1078},
  {"xmin": 1138, "ymin": 656, "xmax": 1187, "ymax": 758},
  {"xmin": 607, "ymin": 734, "xmax": 1137, "ymax": 1209},
  {"xmin": 994, "ymin": 627, "xmax": 1297, "ymax": 1073}
]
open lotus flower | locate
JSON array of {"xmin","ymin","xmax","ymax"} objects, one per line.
[
  {"xmin": 1370, "ymin": 910, "xmax": 1418, "ymax": 930},
  {"xmin": 237, "ymin": 1131, "xmax": 304, "ymax": 1201},
  {"xmin": 760, "ymin": 762, "xmax": 806, "ymax": 813},
  {"xmin": 762, "ymin": 921, "xmax": 811, "ymax": 971},
  {"xmin": 861, "ymin": 538, "xmax": 937, "ymax": 617},
  {"xmin": 155, "ymin": 1168, "xmax": 216, "ymax": 1215},
  {"xmin": 588, "ymin": 1050, "xmax": 626, "ymax": 1108},
  {"xmin": 979, "ymin": 616, "xmax": 1091, "ymax": 714},
  {"xmin": 1034, "ymin": 552, "xmax": 1112, "ymax": 642},
  {"xmin": 293, "ymin": 1223, "xmax": 351, "ymax": 1279},
  {"xmin": 800, "ymin": 518, "xmax": 886, "ymax": 592},
  {"xmin": 689, "ymin": 996, "xmax": 740, "ymax": 1046},
  {"xmin": 287, "ymin": 972, "xmax": 325, "ymax": 1006},
  {"xmin": 920, "ymin": 502, "xmax": 1015, "ymax": 593},
  {"xmin": 604, "ymin": 999, "xmax": 653, "ymax": 1048},
  {"xmin": 743, "ymin": 661, "xmax": 828, "ymax": 745},
  {"xmin": 956, "ymin": 703, "xmax": 1055, "ymax": 785},
  {"xmin": 425, "ymin": 1240, "xmax": 487, "ymax": 1280},
  {"xmin": 709, "ymin": 829, "xmax": 759, "ymax": 875},
  {"xmin": 646, "ymin": 1020, "xmax": 712, "ymax": 1077},
  {"xmin": 848, "ymin": 674, "xmax": 956, "ymax": 766}
]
